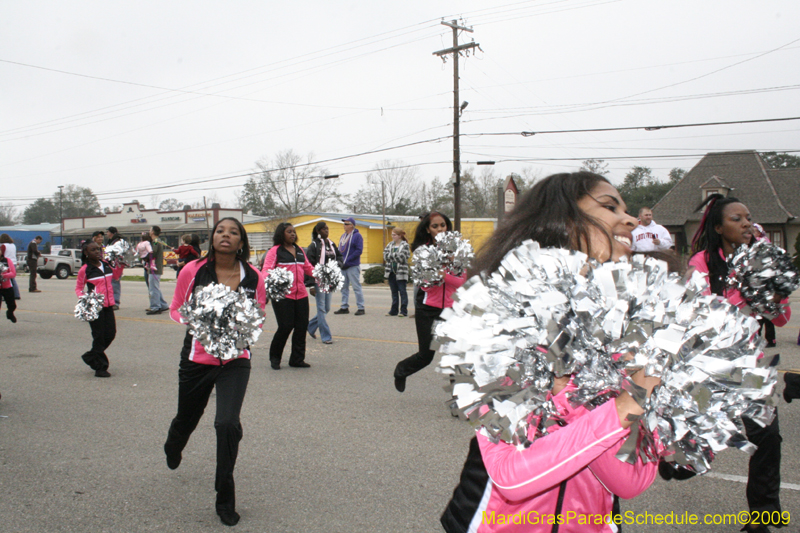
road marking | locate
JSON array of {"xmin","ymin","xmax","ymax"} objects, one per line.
[{"xmin": 704, "ymin": 472, "xmax": 800, "ymax": 491}]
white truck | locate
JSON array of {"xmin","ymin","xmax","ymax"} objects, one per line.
[{"xmin": 37, "ymin": 248, "xmax": 83, "ymax": 279}]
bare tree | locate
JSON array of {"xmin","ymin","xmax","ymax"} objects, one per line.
[
  {"xmin": 158, "ymin": 198, "xmax": 182, "ymax": 211},
  {"xmin": 0, "ymin": 203, "xmax": 17, "ymax": 226},
  {"xmin": 250, "ymin": 149, "xmax": 339, "ymax": 215},
  {"xmin": 348, "ymin": 160, "xmax": 421, "ymax": 215},
  {"xmin": 579, "ymin": 159, "xmax": 610, "ymax": 176}
]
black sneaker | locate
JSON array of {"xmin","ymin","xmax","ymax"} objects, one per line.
[
  {"xmin": 354, "ymin": 309, "xmax": 365, "ymax": 316},
  {"xmin": 95, "ymin": 369, "xmax": 111, "ymax": 378},
  {"xmin": 145, "ymin": 308, "xmax": 162, "ymax": 315},
  {"xmin": 289, "ymin": 362, "xmax": 311, "ymax": 368},
  {"xmin": 6, "ymin": 311, "xmax": 16, "ymax": 323},
  {"xmin": 333, "ymin": 308, "xmax": 349, "ymax": 314}
]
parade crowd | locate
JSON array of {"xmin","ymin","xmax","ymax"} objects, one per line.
[{"xmin": 2, "ymin": 171, "xmax": 799, "ymax": 532}]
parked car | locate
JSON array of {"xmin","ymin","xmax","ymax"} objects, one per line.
[{"xmin": 38, "ymin": 249, "xmax": 83, "ymax": 279}]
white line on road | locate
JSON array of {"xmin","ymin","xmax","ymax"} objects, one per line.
[{"xmin": 705, "ymin": 472, "xmax": 800, "ymax": 491}]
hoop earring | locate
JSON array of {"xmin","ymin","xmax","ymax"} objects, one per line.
[{"xmin": 237, "ymin": 248, "xmax": 243, "ymax": 255}]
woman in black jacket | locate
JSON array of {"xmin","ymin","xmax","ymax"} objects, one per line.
[{"xmin": 306, "ymin": 221, "xmax": 342, "ymax": 345}]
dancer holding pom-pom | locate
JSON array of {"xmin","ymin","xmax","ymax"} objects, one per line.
[
  {"xmin": 393, "ymin": 212, "xmax": 467, "ymax": 392},
  {"xmin": 0, "ymin": 244, "xmax": 17, "ymax": 323},
  {"xmin": 262, "ymin": 222, "xmax": 314, "ymax": 369},
  {"xmin": 440, "ymin": 173, "xmax": 661, "ymax": 533},
  {"xmin": 75, "ymin": 241, "xmax": 120, "ymax": 378},
  {"xmin": 164, "ymin": 218, "xmax": 266, "ymax": 527},
  {"xmin": 686, "ymin": 194, "xmax": 792, "ymax": 532},
  {"xmin": 306, "ymin": 221, "xmax": 342, "ymax": 345}
]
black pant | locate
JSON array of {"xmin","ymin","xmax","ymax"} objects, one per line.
[
  {"xmin": 394, "ymin": 303, "xmax": 443, "ymax": 379},
  {"xmin": 387, "ymin": 273, "xmax": 408, "ymax": 315},
  {"xmin": 743, "ymin": 411, "xmax": 782, "ymax": 514},
  {"xmin": 27, "ymin": 260, "xmax": 38, "ymax": 291},
  {"xmin": 1, "ymin": 287, "xmax": 15, "ymax": 320},
  {"xmin": 165, "ymin": 357, "xmax": 251, "ymax": 514},
  {"xmin": 270, "ymin": 297, "xmax": 309, "ymax": 365},
  {"xmin": 758, "ymin": 318, "xmax": 776, "ymax": 343},
  {"xmin": 81, "ymin": 307, "xmax": 116, "ymax": 371}
]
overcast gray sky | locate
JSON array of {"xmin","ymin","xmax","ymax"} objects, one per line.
[{"xmin": 2, "ymin": 0, "xmax": 799, "ymax": 214}]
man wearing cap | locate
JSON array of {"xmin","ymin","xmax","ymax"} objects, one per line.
[
  {"xmin": 26, "ymin": 236, "xmax": 42, "ymax": 293},
  {"xmin": 334, "ymin": 217, "xmax": 365, "ymax": 315},
  {"xmin": 631, "ymin": 207, "xmax": 673, "ymax": 252},
  {"xmin": 107, "ymin": 227, "xmax": 124, "ymax": 310}
]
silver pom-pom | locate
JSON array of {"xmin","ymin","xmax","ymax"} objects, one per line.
[
  {"xmin": 104, "ymin": 240, "xmax": 132, "ymax": 268},
  {"xmin": 435, "ymin": 231, "xmax": 475, "ymax": 277},
  {"xmin": 264, "ymin": 267, "xmax": 294, "ymax": 302},
  {"xmin": 0, "ymin": 262, "xmax": 8, "ymax": 276},
  {"xmin": 727, "ymin": 239, "xmax": 799, "ymax": 319},
  {"xmin": 436, "ymin": 241, "xmax": 777, "ymax": 474},
  {"xmin": 75, "ymin": 292, "xmax": 105, "ymax": 322},
  {"xmin": 178, "ymin": 283, "xmax": 266, "ymax": 360},
  {"xmin": 411, "ymin": 231, "xmax": 474, "ymax": 287},
  {"xmin": 313, "ymin": 260, "xmax": 344, "ymax": 293}
]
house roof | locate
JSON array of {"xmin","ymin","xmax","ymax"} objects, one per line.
[{"xmin": 652, "ymin": 151, "xmax": 796, "ymax": 226}]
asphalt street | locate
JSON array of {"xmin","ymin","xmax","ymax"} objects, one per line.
[{"xmin": 1, "ymin": 276, "xmax": 799, "ymax": 533}]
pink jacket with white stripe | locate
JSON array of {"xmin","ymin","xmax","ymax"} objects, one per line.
[
  {"xmin": 458, "ymin": 380, "xmax": 659, "ymax": 532},
  {"xmin": 688, "ymin": 251, "xmax": 791, "ymax": 327},
  {"xmin": 75, "ymin": 261, "xmax": 121, "ymax": 308},
  {"xmin": 261, "ymin": 244, "xmax": 314, "ymax": 300},
  {"xmin": 170, "ymin": 258, "xmax": 267, "ymax": 365},
  {"xmin": 1, "ymin": 255, "xmax": 16, "ymax": 289}
]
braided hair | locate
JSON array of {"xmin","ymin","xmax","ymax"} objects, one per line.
[{"xmin": 690, "ymin": 193, "xmax": 744, "ymax": 295}]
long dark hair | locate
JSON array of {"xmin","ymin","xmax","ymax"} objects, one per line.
[
  {"xmin": 273, "ymin": 222, "xmax": 295, "ymax": 247},
  {"xmin": 472, "ymin": 172, "xmax": 612, "ymax": 275},
  {"xmin": 411, "ymin": 211, "xmax": 452, "ymax": 251},
  {"xmin": 206, "ymin": 217, "xmax": 250, "ymax": 262},
  {"xmin": 311, "ymin": 221, "xmax": 327, "ymax": 242},
  {"xmin": 690, "ymin": 193, "xmax": 744, "ymax": 295}
]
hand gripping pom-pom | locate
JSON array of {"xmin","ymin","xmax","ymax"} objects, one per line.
[
  {"xmin": 104, "ymin": 240, "xmax": 132, "ymax": 268},
  {"xmin": 411, "ymin": 231, "xmax": 474, "ymax": 287},
  {"xmin": 178, "ymin": 283, "xmax": 266, "ymax": 360},
  {"xmin": 264, "ymin": 267, "xmax": 294, "ymax": 302},
  {"xmin": 313, "ymin": 260, "xmax": 344, "ymax": 293},
  {"xmin": 727, "ymin": 239, "xmax": 799, "ymax": 319},
  {"xmin": 75, "ymin": 292, "xmax": 105, "ymax": 322},
  {"xmin": 435, "ymin": 241, "xmax": 777, "ymax": 475}
]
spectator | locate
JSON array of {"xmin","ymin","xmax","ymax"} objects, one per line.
[
  {"xmin": 383, "ymin": 228, "xmax": 410, "ymax": 317},
  {"xmin": 334, "ymin": 217, "xmax": 365, "ymax": 316},
  {"xmin": 176, "ymin": 234, "xmax": 200, "ymax": 274},
  {"xmin": 0, "ymin": 234, "xmax": 20, "ymax": 300},
  {"xmin": 136, "ymin": 232, "xmax": 154, "ymax": 287},
  {"xmin": 0, "ymin": 244, "xmax": 17, "ymax": 323},
  {"xmin": 26, "ymin": 236, "xmax": 42, "ymax": 293},
  {"xmin": 631, "ymin": 207, "xmax": 673, "ymax": 252},
  {"xmin": 146, "ymin": 226, "xmax": 169, "ymax": 315},
  {"xmin": 106, "ymin": 227, "xmax": 125, "ymax": 310}
]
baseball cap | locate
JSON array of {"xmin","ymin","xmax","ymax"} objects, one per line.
[
  {"xmin": 107, "ymin": 226, "xmax": 118, "ymax": 234},
  {"xmin": 92, "ymin": 230, "xmax": 105, "ymax": 238},
  {"xmin": 341, "ymin": 217, "xmax": 356, "ymax": 226}
]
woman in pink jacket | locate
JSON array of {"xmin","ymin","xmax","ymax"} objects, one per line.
[
  {"xmin": 262, "ymin": 222, "xmax": 314, "ymax": 370},
  {"xmin": 164, "ymin": 217, "xmax": 267, "ymax": 527},
  {"xmin": 75, "ymin": 241, "xmax": 122, "ymax": 378},
  {"xmin": 441, "ymin": 172, "xmax": 661, "ymax": 533},
  {"xmin": 0, "ymin": 244, "xmax": 17, "ymax": 323},
  {"xmin": 393, "ymin": 211, "xmax": 467, "ymax": 393},
  {"xmin": 684, "ymin": 194, "xmax": 790, "ymax": 533}
]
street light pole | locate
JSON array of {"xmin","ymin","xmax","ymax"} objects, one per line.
[{"xmin": 58, "ymin": 185, "xmax": 64, "ymax": 247}]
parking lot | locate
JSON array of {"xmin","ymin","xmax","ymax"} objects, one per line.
[{"xmin": 1, "ymin": 275, "xmax": 799, "ymax": 532}]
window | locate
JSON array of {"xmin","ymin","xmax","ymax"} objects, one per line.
[
  {"xmin": 58, "ymin": 250, "xmax": 71, "ymax": 256},
  {"xmin": 703, "ymin": 189, "xmax": 721, "ymax": 198},
  {"xmin": 768, "ymin": 230, "xmax": 783, "ymax": 248}
]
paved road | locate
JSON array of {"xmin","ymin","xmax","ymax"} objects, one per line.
[{"xmin": 1, "ymin": 277, "xmax": 799, "ymax": 532}]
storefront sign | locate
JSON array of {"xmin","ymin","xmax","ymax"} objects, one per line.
[
  {"xmin": 161, "ymin": 216, "xmax": 181, "ymax": 221},
  {"xmin": 130, "ymin": 218, "xmax": 148, "ymax": 223}
]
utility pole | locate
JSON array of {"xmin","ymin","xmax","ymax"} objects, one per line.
[
  {"xmin": 58, "ymin": 185, "xmax": 64, "ymax": 246},
  {"xmin": 434, "ymin": 19, "xmax": 479, "ymax": 232},
  {"xmin": 381, "ymin": 180, "xmax": 387, "ymax": 251}
]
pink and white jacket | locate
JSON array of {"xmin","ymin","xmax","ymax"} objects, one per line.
[
  {"xmin": 441, "ymin": 379, "xmax": 660, "ymax": 533},
  {"xmin": 261, "ymin": 244, "xmax": 314, "ymax": 300},
  {"xmin": 688, "ymin": 251, "xmax": 791, "ymax": 327},
  {"xmin": 170, "ymin": 258, "xmax": 267, "ymax": 365},
  {"xmin": 75, "ymin": 261, "xmax": 121, "ymax": 308},
  {"xmin": 1, "ymin": 255, "xmax": 16, "ymax": 289},
  {"xmin": 419, "ymin": 271, "xmax": 467, "ymax": 309}
]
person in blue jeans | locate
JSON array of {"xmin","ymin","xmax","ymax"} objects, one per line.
[
  {"xmin": 306, "ymin": 222, "xmax": 342, "ymax": 344},
  {"xmin": 146, "ymin": 225, "xmax": 170, "ymax": 315},
  {"xmin": 334, "ymin": 217, "xmax": 365, "ymax": 316},
  {"xmin": 383, "ymin": 228, "xmax": 410, "ymax": 317}
]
